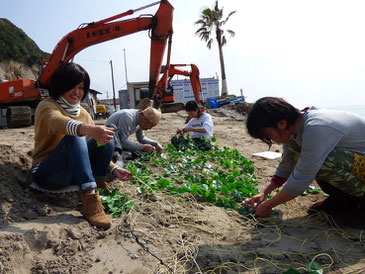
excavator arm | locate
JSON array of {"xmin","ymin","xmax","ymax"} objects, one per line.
[
  {"xmin": 38, "ymin": 0, "xmax": 173, "ymax": 89},
  {"xmin": 1, "ymin": 0, "xmax": 173, "ymax": 128},
  {"xmin": 155, "ymin": 64, "xmax": 203, "ymax": 106},
  {"xmin": 189, "ymin": 64, "xmax": 202, "ymax": 104}
]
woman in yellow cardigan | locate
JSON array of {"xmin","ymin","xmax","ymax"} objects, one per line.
[{"xmin": 32, "ymin": 62, "xmax": 132, "ymax": 229}]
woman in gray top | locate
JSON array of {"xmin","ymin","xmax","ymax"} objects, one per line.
[{"xmin": 244, "ymin": 97, "xmax": 365, "ymax": 227}]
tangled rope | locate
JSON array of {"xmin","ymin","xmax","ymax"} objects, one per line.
[{"xmin": 110, "ymin": 185, "xmax": 365, "ymax": 273}]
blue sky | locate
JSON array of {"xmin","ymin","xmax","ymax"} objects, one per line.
[{"xmin": 2, "ymin": 0, "xmax": 365, "ymax": 110}]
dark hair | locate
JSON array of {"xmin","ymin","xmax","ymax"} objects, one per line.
[
  {"xmin": 185, "ymin": 100, "xmax": 204, "ymax": 118},
  {"xmin": 246, "ymin": 97, "xmax": 301, "ymax": 145},
  {"xmin": 49, "ymin": 62, "xmax": 90, "ymax": 100},
  {"xmin": 185, "ymin": 100, "xmax": 199, "ymax": 111}
]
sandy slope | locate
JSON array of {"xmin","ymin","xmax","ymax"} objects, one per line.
[{"xmin": 0, "ymin": 103, "xmax": 364, "ymax": 273}]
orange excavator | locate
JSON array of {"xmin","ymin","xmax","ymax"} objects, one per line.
[
  {"xmin": 154, "ymin": 63, "xmax": 203, "ymax": 113},
  {"xmin": 0, "ymin": 0, "xmax": 173, "ymax": 127}
]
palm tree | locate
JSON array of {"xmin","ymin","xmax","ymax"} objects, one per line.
[{"xmin": 195, "ymin": 1, "xmax": 236, "ymax": 96}]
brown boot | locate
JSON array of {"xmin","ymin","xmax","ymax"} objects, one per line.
[{"xmin": 80, "ymin": 190, "xmax": 111, "ymax": 229}]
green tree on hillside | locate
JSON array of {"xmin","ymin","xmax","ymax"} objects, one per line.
[
  {"xmin": 0, "ymin": 18, "xmax": 49, "ymax": 66},
  {"xmin": 195, "ymin": 1, "xmax": 236, "ymax": 96}
]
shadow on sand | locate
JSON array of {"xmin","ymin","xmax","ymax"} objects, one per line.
[{"xmin": 187, "ymin": 212, "xmax": 365, "ymax": 273}]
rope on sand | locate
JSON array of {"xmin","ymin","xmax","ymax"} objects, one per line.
[
  {"xmin": 190, "ymin": 211, "xmax": 363, "ymax": 273},
  {"xmin": 111, "ymin": 180, "xmax": 365, "ymax": 273}
]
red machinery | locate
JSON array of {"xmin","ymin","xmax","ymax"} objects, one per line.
[
  {"xmin": 0, "ymin": 0, "xmax": 173, "ymax": 127},
  {"xmin": 155, "ymin": 63, "xmax": 203, "ymax": 112}
]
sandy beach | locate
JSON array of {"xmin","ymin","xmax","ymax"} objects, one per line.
[{"xmin": 0, "ymin": 103, "xmax": 364, "ymax": 273}]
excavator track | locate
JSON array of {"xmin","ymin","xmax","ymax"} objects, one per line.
[
  {"xmin": 161, "ymin": 102, "xmax": 185, "ymax": 113},
  {"xmin": 6, "ymin": 106, "xmax": 32, "ymax": 128}
]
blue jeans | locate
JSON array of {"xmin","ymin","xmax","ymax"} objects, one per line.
[{"xmin": 33, "ymin": 136, "xmax": 115, "ymax": 192}]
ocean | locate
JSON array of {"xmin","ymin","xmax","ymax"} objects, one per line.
[{"xmin": 328, "ymin": 105, "xmax": 365, "ymax": 117}]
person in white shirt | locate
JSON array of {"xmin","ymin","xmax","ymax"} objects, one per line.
[{"xmin": 176, "ymin": 101, "xmax": 213, "ymax": 150}]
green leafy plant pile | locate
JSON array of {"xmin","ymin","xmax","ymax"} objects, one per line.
[
  {"xmin": 98, "ymin": 188, "xmax": 135, "ymax": 218},
  {"xmin": 126, "ymin": 135, "xmax": 258, "ymax": 213}
]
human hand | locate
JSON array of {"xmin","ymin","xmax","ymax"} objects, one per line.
[
  {"xmin": 141, "ymin": 144, "xmax": 155, "ymax": 153},
  {"xmin": 176, "ymin": 128, "xmax": 184, "ymax": 135},
  {"xmin": 155, "ymin": 143, "xmax": 163, "ymax": 153},
  {"xmin": 254, "ymin": 201, "xmax": 272, "ymax": 218},
  {"xmin": 113, "ymin": 167, "xmax": 133, "ymax": 181},
  {"xmin": 94, "ymin": 125, "xmax": 115, "ymax": 145},
  {"xmin": 244, "ymin": 192, "xmax": 266, "ymax": 211},
  {"xmin": 80, "ymin": 124, "xmax": 115, "ymax": 145}
]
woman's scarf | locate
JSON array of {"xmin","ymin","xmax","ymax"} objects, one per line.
[{"xmin": 56, "ymin": 96, "xmax": 81, "ymax": 118}]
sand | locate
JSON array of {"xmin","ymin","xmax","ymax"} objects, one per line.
[{"xmin": 0, "ymin": 102, "xmax": 364, "ymax": 273}]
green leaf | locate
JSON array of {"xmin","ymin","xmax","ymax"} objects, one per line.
[
  {"xmin": 238, "ymin": 206, "xmax": 254, "ymax": 215},
  {"xmin": 231, "ymin": 190, "xmax": 243, "ymax": 201},
  {"xmin": 220, "ymin": 185, "xmax": 229, "ymax": 195},
  {"xmin": 232, "ymin": 168, "xmax": 239, "ymax": 177},
  {"xmin": 191, "ymin": 184, "xmax": 199, "ymax": 195},
  {"xmin": 305, "ymin": 261, "xmax": 323, "ymax": 274},
  {"xmin": 194, "ymin": 157, "xmax": 203, "ymax": 163},
  {"xmin": 303, "ymin": 185, "xmax": 321, "ymax": 195},
  {"xmin": 99, "ymin": 188, "xmax": 134, "ymax": 217},
  {"xmin": 124, "ymin": 200, "xmax": 135, "ymax": 210},
  {"xmin": 205, "ymin": 192, "xmax": 216, "ymax": 203},
  {"xmin": 227, "ymin": 175, "xmax": 235, "ymax": 182}
]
